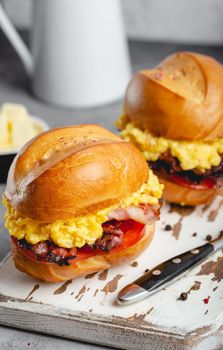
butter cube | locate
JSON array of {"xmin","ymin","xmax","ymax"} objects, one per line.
[{"xmin": 0, "ymin": 103, "xmax": 39, "ymax": 149}]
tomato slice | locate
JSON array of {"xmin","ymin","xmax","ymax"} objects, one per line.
[
  {"xmin": 11, "ymin": 220, "xmax": 145, "ymax": 264},
  {"xmin": 110, "ymin": 221, "xmax": 144, "ymax": 252},
  {"xmin": 170, "ymin": 174, "xmax": 215, "ymax": 190},
  {"xmin": 75, "ymin": 245, "xmax": 96, "ymax": 260}
]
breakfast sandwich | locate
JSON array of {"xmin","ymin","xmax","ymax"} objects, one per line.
[
  {"xmin": 3, "ymin": 124, "xmax": 163, "ymax": 282},
  {"xmin": 117, "ymin": 52, "xmax": 223, "ymax": 206}
]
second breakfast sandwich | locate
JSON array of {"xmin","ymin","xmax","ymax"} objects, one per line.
[
  {"xmin": 3, "ymin": 124, "xmax": 163, "ymax": 282},
  {"xmin": 117, "ymin": 52, "xmax": 223, "ymax": 206}
]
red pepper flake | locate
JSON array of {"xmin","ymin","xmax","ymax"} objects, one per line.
[{"xmin": 203, "ymin": 296, "xmax": 210, "ymax": 304}]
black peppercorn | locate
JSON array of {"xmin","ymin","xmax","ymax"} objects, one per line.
[
  {"xmin": 179, "ymin": 292, "xmax": 188, "ymax": 301},
  {"xmin": 165, "ymin": 224, "xmax": 172, "ymax": 231}
]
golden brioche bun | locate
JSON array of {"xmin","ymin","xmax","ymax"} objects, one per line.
[
  {"xmin": 5, "ymin": 124, "xmax": 148, "ymax": 222},
  {"xmin": 12, "ymin": 224, "xmax": 154, "ymax": 282},
  {"xmin": 124, "ymin": 52, "xmax": 223, "ymax": 141},
  {"xmin": 159, "ymin": 176, "xmax": 216, "ymax": 206}
]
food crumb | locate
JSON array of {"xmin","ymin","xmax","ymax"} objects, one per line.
[
  {"xmin": 27, "ymin": 343, "xmax": 31, "ymax": 346},
  {"xmin": 178, "ymin": 292, "xmax": 188, "ymax": 301},
  {"xmin": 192, "ymin": 281, "xmax": 201, "ymax": 291},
  {"xmin": 145, "ymin": 269, "xmax": 149, "ymax": 273},
  {"xmin": 213, "ymin": 286, "xmax": 218, "ymax": 292},
  {"xmin": 164, "ymin": 224, "xmax": 172, "ymax": 231},
  {"xmin": 206, "ymin": 235, "xmax": 212, "ymax": 241},
  {"xmin": 131, "ymin": 261, "xmax": 138, "ymax": 267},
  {"xmin": 204, "ymin": 310, "xmax": 208, "ymax": 315},
  {"xmin": 192, "ymin": 232, "xmax": 197, "ymax": 237}
]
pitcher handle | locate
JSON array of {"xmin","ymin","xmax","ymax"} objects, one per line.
[{"xmin": 0, "ymin": 2, "xmax": 33, "ymax": 76}]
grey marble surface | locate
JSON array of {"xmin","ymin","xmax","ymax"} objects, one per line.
[{"xmin": 0, "ymin": 31, "xmax": 223, "ymax": 349}]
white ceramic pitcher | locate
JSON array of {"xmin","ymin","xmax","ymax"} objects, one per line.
[{"xmin": 0, "ymin": 0, "xmax": 131, "ymax": 107}]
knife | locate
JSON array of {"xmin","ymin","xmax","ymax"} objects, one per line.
[{"xmin": 117, "ymin": 237, "xmax": 223, "ymax": 305}]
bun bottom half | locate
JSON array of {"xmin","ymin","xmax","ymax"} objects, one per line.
[
  {"xmin": 159, "ymin": 177, "xmax": 216, "ymax": 206},
  {"xmin": 12, "ymin": 224, "xmax": 155, "ymax": 283}
]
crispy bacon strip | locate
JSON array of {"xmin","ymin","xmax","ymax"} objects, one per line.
[
  {"xmin": 150, "ymin": 151, "xmax": 223, "ymax": 187},
  {"xmin": 108, "ymin": 204, "xmax": 160, "ymax": 225}
]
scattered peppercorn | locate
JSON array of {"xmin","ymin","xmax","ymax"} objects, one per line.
[
  {"xmin": 206, "ymin": 235, "xmax": 212, "ymax": 241},
  {"xmin": 192, "ymin": 232, "xmax": 197, "ymax": 237},
  {"xmin": 178, "ymin": 292, "xmax": 188, "ymax": 301},
  {"xmin": 145, "ymin": 269, "xmax": 149, "ymax": 273},
  {"xmin": 165, "ymin": 224, "xmax": 172, "ymax": 231}
]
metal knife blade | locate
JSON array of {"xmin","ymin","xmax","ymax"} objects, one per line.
[{"xmin": 117, "ymin": 237, "xmax": 223, "ymax": 305}]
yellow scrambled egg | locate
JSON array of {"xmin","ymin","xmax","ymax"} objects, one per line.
[
  {"xmin": 120, "ymin": 122, "xmax": 223, "ymax": 172},
  {"xmin": 3, "ymin": 171, "xmax": 163, "ymax": 248}
]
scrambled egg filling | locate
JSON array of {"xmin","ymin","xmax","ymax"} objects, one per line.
[
  {"xmin": 3, "ymin": 171, "xmax": 163, "ymax": 249},
  {"xmin": 120, "ymin": 122, "xmax": 223, "ymax": 172}
]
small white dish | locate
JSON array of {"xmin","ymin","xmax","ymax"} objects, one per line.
[{"xmin": 0, "ymin": 115, "xmax": 49, "ymax": 182}]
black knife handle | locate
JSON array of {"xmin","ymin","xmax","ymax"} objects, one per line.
[{"xmin": 135, "ymin": 243, "xmax": 214, "ymax": 292}]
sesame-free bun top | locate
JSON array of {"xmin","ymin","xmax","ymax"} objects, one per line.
[
  {"xmin": 124, "ymin": 52, "xmax": 223, "ymax": 141},
  {"xmin": 5, "ymin": 124, "xmax": 148, "ymax": 222}
]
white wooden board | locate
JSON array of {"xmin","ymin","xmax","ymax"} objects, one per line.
[{"xmin": 0, "ymin": 199, "xmax": 223, "ymax": 350}]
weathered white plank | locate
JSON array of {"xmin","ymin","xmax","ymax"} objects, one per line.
[
  {"xmin": 0, "ymin": 326, "xmax": 110, "ymax": 350},
  {"xmin": 0, "ymin": 199, "xmax": 223, "ymax": 350}
]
